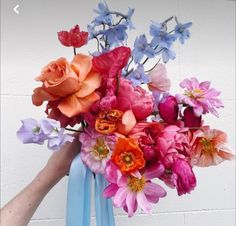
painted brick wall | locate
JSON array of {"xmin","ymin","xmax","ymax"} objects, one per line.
[{"xmin": 1, "ymin": 0, "xmax": 235, "ymax": 225}]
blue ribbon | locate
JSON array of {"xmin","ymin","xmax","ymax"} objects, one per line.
[
  {"xmin": 66, "ymin": 154, "xmax": 92, "ymax": 226},
  {"xmin": 66, "ymin": 154, "xmax": 116, "ymax": 226},
  {"xmin": 95, "ymin": 174, "xmax": 116, "ymax": 226}
]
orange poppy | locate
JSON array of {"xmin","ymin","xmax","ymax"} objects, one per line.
[{"xmin": 111, "ymin": 137, "xmax": 145, "ymax": 173}]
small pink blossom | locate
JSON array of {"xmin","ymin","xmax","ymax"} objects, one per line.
[
  {"xmin": 176, "ymin": 77, "xmax": 223, "ymax": 117},
  {"xmin": 104, "ymin": 161, "xmax": 166, "ymax": 217},
  {"xmin": 79, "ymin": 127, "xmax": 116, "ymax": 174}
]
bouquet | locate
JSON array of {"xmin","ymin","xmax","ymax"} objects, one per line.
[{"xmin": 17, "ymin": 2, "xmax": 234, "ymax": 225}]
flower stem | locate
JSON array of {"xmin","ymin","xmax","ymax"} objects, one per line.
[
  {"xmin": 115, "ymin": 74, "xmax": 120, "ymax": 95},
  {"xmin": 65, "ymin": 128, "xmax": 83, "ymax": 133},
  {"xmin": 145, "ymin": 58, "xmax": 161, "ymax": 72},
  {"xmin": 73, "ymin": 48, "xmax": 77, "ymax": 56}
]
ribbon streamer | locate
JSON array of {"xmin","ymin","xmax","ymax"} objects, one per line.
[
  {"xmin": 66, "ymin": 154, "xmax": 92, "ymax": 226},
  {"xmin": 66, "ymin": 154, "xmax": 116, "ymax": 226},
  {"xmin": 95, "ymin": 174, "xmax": 116, "ymax": 226}
]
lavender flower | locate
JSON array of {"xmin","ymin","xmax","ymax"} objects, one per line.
[
  {"xmin": 17, "ymin": 118, "xmax": 74, "ymax": 151},
  {"xmin": 127, "ymin": 64, "xmax": 150, "ymax": 86}
]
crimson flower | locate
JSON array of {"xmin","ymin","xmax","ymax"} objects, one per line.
[{"xmin": 58, "ymin": 25, "xmax": 88, "ymax": 48}]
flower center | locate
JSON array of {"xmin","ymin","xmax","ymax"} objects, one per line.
[
  {"xmin": 121, "ymin": 152, "xmax": 135, "ymax": 167},
  {"xmin": 33, "ymin": 127, "xmax": 40, "ymax": 134},
  {"xmin": 185, "ymin": 88, "xmax": 204, "ymax": 98},
  {"xmin": 93, "ymin": 138, "xmax": 110, "ymax": 160},
  {"xmin": 95, "ymin": 110, "xmax": 123, "ymax": 134},
  {"xmin": 200, "ymin": 138, "xmax": 214, "ymax": 153},
  {"xmin": 128, "ymin": 176, "xmax": 146, "ymax": 192}
]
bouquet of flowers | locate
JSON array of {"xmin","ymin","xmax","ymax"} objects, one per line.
[{"xmin": 17, "ymin": 2, "xmax": 234, "ymax": 225}]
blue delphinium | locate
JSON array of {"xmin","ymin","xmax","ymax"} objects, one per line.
[
  {"xmin": 150, "ymin": 21, "xmax": 176, "ymax": 48},
  {"xmin": 132, "ymin": 34, "xmax": 155, "ymax": 63},
  {"xmin": 101, "ymin": 24, "xmax": 128, "ymax": 47},
  {"xmin": 175, "ymin": 22, "xmax": 192, "ymax": 44},
  {"xmin": 126, "ymin": 64, "xmax": 150, "ymax": 86},
  {"xmin": 93, "ymin": 1, "xmax": 112, "ymax": 26},
  {"xmin": 124, "ymin": 8, "xmax": 135, "ymax": 29}
]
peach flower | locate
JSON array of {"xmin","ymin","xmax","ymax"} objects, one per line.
[
  {"xmin": 32, "ymin": 54, "xmax": 101, "ymax": 117},
  {"xmin": 190, "ymin": 126, "xmax": 235, "ymax": 167}
]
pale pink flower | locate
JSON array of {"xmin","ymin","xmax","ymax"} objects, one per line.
[
  {"xmin": 79, "ymin": 127, "xmax": 116, "ymax": 174},
  {"xmin": 190, "ymin": 126, "xmax": 235, "ymax": 167},
  {"xmin": 103, "ymin": 161, "xmax": 166, "ymax": 217},
  {"xmin": 148, "ymin": 64, "xmax": 171, "ymax": 92},
  {"xmin": 176, "ymin": 77, "xmax": 224, "ymax": 117}
]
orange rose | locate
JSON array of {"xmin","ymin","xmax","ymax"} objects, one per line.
[{"xmin": 32, "ymin": 54, "xmax": 101, "ymax": 117}]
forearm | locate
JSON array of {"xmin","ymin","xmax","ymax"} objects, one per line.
[{"xmin": 0, "ymin": 166, "xmax": 61, "ymax": 226}]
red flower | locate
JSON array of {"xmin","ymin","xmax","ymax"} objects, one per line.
[
  {"xmin": 183, "ymin": 107, "xmax": 202, "ymax": 128},
  {"xmin": 92, "ymin": 46, "xmax": 131, "ymax": 78},
  {"xmin": 58, "ymin": 25, "xmax": 88, "ymax": 48}
]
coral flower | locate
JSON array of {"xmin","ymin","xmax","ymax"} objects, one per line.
[
  {"xmin": 176, "ymin": 77, "xmax": 224, "ymax": 117},
  {"xmin": 103, "ymin": 161, "xmax": 166, "ymax": 217},
  {"xmin": 79, "ymin": 127, "xmax": 116, "ymax": 174},
  {"xmin": 111, "ymin": 137, "xmax": 145, "ymax": 173},
  {"xmin": 191, "ymin": 126, "xmax": 235, "ymax": 167},
  {"xmin": 58, "ymin": 25, "xmax": 89, "ymax": 48},
  {"xmin": 32, "ymin": 54, "xmax": 101, "ymax": 118}
]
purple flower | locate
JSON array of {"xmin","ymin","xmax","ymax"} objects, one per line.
[
  {"xmin": 127, "ymin": 64, "xmax": 150, "ymax": 86},
  {"xmin": 17, "ymin": 118, "xmax": 74, "ymax": 151},
  {"xmin": 93, "ymin": 1, "xmax": 112, "ymax": 26},
  {"xmin": 160, "ymin": 46, "xmax": 176, "ymax": 63},
  {"xmin": 47, "ymin": 129, "xmax": 74, "ymax": 151},
  {"xmin": 132, "ymin": 34, "xmax": 155, "ymax": 63},
  {"xmin": 17, "ymin": 118, "xmax": 46, "ymax": 144},
  {"xmin": 176, "ymin": 77, "xmax": 224, "ymax": 117},
  {"xmin": 175, "ymin": 22, "xmax": 192, "ymax": 44}
]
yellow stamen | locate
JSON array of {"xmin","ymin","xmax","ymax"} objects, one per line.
[
  {"xmin": 128, "ymin": 176, "xmax": 146, "ymax": 192},
  {"xmin": 200, "ymin": 138, "xmax": 214, "ymax": 153},
  {"xmin": 93, "ymin": 138, "xmax": 110, "ymax": 160}
]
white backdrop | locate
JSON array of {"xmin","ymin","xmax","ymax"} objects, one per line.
[{"xmin": 1, "ymin": 0, "xmax": 235, "ymax": 226}]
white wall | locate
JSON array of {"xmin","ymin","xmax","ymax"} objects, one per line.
[{"xmin": 1, "ymin": 0, "xmax": 235, "ymax": 226}]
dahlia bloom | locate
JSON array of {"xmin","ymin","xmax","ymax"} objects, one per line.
[
  {"xmin": 104, "ymin": 161, "xmax": 166, "ymax": 217},
  {"xmin": 176, "ymin": 77, "xmax": 223, "ymax": 117},
  {"xmin": 190, "ymin": 126, "xmax": 235, "ymax": 167},
  {"xmin": 79, "ymin": 127, "xmax": 116, "ymax": 174}
]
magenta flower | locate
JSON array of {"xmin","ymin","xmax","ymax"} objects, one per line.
[
  {"xmin": 158, "ymin": 95, "xmax": 179, "ymax": 123},
  {"xmin": 183, "ymin": 106, "xmax": 202, "ymax": 128},
  {"xmin": 103, "ymin": 161, "xmax": 166, "ymax": 217},
  {"xmin": 79, "ymin": 127, "xmax": 116, "ymax": 174},
  {"xmin": 176, "ymin": 77, "xmax": 223, "ymax": 117}
]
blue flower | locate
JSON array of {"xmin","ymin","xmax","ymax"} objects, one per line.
[
  {"xmin": 101, "ymin": 24, "xmax": 128, "ymax": 47},
  {"xmin": 132, "ymin": 34, "xmax": 155, "ymax": 63},
  {"xmin": 127, "ymin": 64, "xmax": 150, "ymax": 86},
  {"xmin": 175, "ymin": 22, "xmax": 192, "ymax": 44},
  {"xmin": 150, "ymin": 21, "xmax": 176, "ymax": 48},
  {"xmin": 161, "ymin": 46, "xmax": 176, "ymax": 63},
  {"xmin": 93, "ymin": 1, "xmax": 112, "ymax": 25},
  {"xmin": 124, "ymin": 7, "xmax": 135, "ymax": 29}
]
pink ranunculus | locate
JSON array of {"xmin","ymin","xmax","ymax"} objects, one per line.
[
  {"xmin": 58, "ymin": 25, "xmax": 88, "ymax": 48},
  {"xmin": 104, "ymin": 161, "xmax": 166, "ymax": 217},
  {"xmin": 117, "ymin": 78, "xmax": 154, "ymax": 120},
  {"xmin": 158, "ymin": 95, "xmax": 179, "ymax": 123},
  {"xmin": 172, "ymin": 158, "xmax": 197, "ymax": 195},
  {"xmin": 183, "ymin": 106, "xmax": 202, "ymax": 128},
  {"xmin": 176, "ymin": 77, "xmax": 224, "ymax": 117},
  {"xmin": 148, "ymin": 64, "xmax": 171, "ymax": 92}
]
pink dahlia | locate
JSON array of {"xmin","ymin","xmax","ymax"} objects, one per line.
[
  {"xmin": 176, "ymin": 77, "xmax": 223, "ymax": 117},
  {"xmin": 79, "ymin": 127, "xmax": 116, "ymax": 174},
  {"xmin": 104, "ymin": 161, "xmax": 166, "ymax": 217}
]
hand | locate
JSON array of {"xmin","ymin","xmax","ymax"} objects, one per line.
[{"xmin": 43, "ymin": 134, "xmax": 81, "ymax": 183}]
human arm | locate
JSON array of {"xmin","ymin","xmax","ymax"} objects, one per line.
[{"xmin": 0, "ymin": 137, "xmax": 80, "ymax": 226}]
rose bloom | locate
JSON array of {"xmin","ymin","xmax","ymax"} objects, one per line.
[
  {"xmin": 58, "ymin": 25, "xmax": 89, "ymax": 48},
  {"xmin": 190, "ymin": 126, "xmax": 235, "ymax": 167},
  {"xmin": 32, "ymin": 54, "xmax": 101, "ymax": 119}
]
